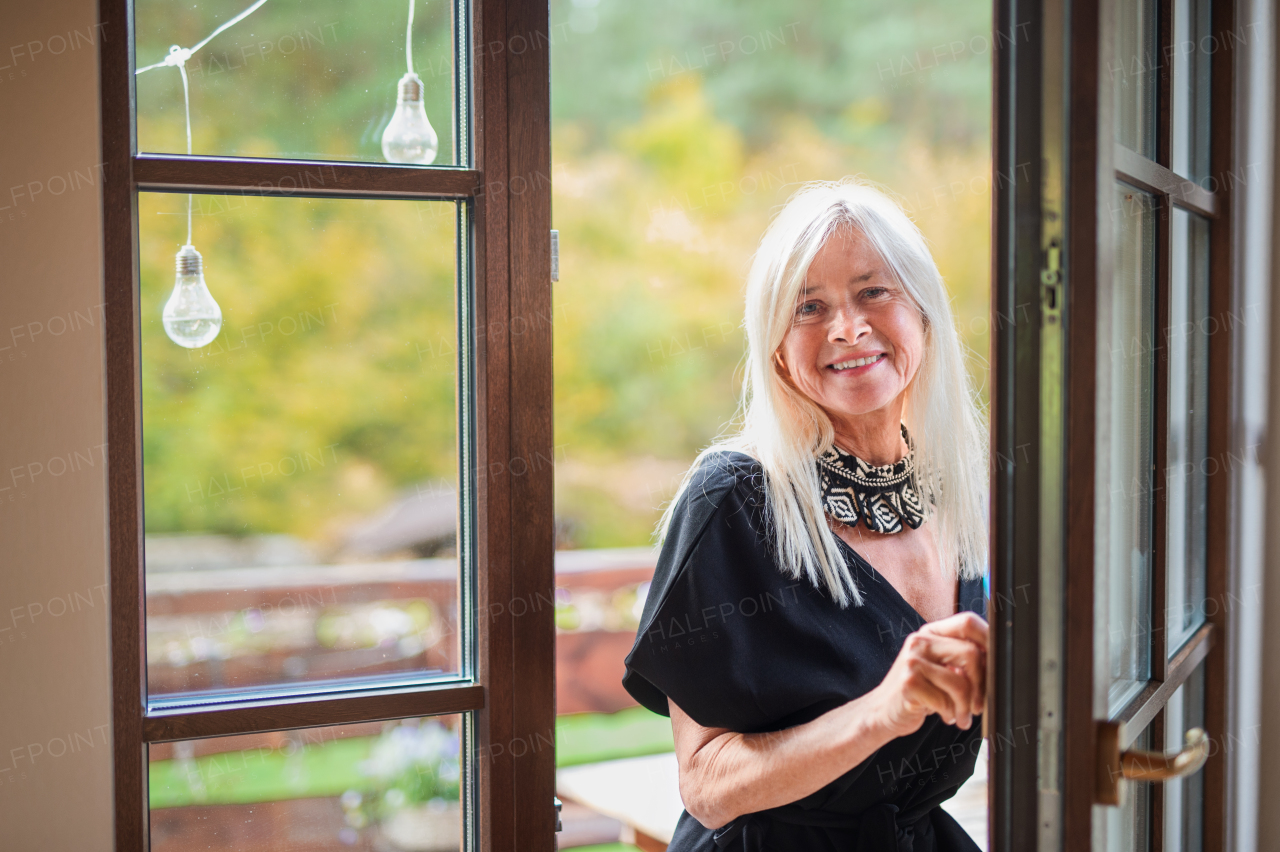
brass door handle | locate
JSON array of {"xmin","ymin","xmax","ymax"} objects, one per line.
[
  {"xmin": 1095, "ymin": 722, "xmax": 1209, "ymax": 805},
  {"xmin": 1120, "ymin": 728, "xmax": 1209, "ymax": 781}
]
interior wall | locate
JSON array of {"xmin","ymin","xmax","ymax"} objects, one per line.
[{"xmin": 0, "ymin": 0, "xmax": 114, "ymax": 849}]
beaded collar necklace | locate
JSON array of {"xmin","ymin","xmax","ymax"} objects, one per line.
[{"xmin": 816, "ymin": 424, "xmax": 927, "ymax": 534}]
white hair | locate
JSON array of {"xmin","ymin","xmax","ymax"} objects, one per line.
[{"xmin": 660, "ymin": 178, "xmax": 988, "ymax": 606}]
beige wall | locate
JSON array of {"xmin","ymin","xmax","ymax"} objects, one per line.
[{"xmin": 0, "ymin": 0, "xmax": 114, "ymax": 849}]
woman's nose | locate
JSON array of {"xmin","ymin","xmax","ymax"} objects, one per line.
[{"xmin": 828, "ymin": 307, "xmax": 869, "ymax": 344}]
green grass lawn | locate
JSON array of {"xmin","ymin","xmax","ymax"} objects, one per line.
[
  {"xmin": 555, "ymin": 705, "xmax": 674, "ymax": 768},
  {"xmin": 150, "ymin": 735, "xmax": 377, "ymax": 808},
  {"xmin": 150, "ymin": 707, "xmax": 674, "ymax": 808}
]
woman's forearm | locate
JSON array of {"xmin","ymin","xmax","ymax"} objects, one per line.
[{"xmin": 671, "ymin": 692, "xmax": 896, "ymax": 829}]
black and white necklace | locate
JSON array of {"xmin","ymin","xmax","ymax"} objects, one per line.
[{"xmin": 817, "ymin": 424, "xmax": 927, "ymax": 534}]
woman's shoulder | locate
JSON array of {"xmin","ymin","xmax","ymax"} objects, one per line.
[
  {"xmin": 626, "ymin": 450, "xmax": 782, "ymax": 724},
  {"xmin": 680, "ymin": 449, "xmax": 765, "ymax": 509},
  {"xmin": 660, "ymin": 449, "xmax": 770, "ymax": 577}
]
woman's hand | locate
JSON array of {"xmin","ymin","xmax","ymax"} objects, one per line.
[{"xmin": 866, "ymin": 612, "xmax": 988, "ymax": 738}]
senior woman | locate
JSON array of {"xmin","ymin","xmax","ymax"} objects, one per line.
[{"xmin": 622, "ymin": 179, "xmax": 990, "ymax": 851}]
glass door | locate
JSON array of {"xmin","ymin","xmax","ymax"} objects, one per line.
[
  {"xmin": 992, "ymin": 0, "xmax": 1230, "ymax": 849},
  {"xmin": 1090, "ymin": 0, "xmax": 1222, "ymax": 849}
]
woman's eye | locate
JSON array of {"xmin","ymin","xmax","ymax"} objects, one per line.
[
  {"xmin": 863, "ymin": 287, "xmax": 889, "ymax": 299},
  {"xmin": 797, "ymin": 302, "xmax": 819, "ymax": 316}
]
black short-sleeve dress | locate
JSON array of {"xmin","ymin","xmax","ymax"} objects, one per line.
[{"xmin": 622, "ymin": 451, "xmax": 986, "ymax": 852}]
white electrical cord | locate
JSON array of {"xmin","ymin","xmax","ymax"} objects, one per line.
[
  {"xmin": 135, "ymin": 0, "xmax": 271, "ymax": 75},
  {"xmin": 406, "ymin": 0, "xmax": 416, "ymax": 75},
  {"xmin": 135, "ymin": 0, "xmax": 271, "ymax": 245}
]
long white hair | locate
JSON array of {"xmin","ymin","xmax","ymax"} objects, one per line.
[{"xmin": 660, "ymin": 178, "xmax": 988, "ymax": 606}]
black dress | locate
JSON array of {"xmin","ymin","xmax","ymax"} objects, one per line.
[{"xmin": 622, "ymin": 452, "xmax": 986, "ymax": 852}]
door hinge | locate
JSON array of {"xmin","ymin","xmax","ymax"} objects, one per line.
[
  {"xmin": 551, "ymin": 230, "xmax": 560, "ymax": 282},
  {"xmin": 554, "ymin": 796, "xmax": 563, "ymax": 832}
]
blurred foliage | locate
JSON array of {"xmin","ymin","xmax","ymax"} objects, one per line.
[
  {"xmin": 550, "ymin": 0, "xmax": 993, "ymax": 546},
  {"xmin": 359, "ymin": 719, "xmax": 461, "ymax": 805},
  {"xmin": 136, "ymin": 0, "xmax": 992, "ymax": 549},
  {"xmin": 139, "ymin": 193, "xmax": 459, "ymax": 540},
  {"xmin": 551, "ymin": 0, "xmax": 991, "ymax": 151},
  {"xmin": 134, "ymin": 0, "xmax": 457, "ymax": 162}
]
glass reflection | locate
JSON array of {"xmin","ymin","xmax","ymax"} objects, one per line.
[
  {"xmin": 1170, "ymin": 0, "xmax": 1212, "ymax": 182},
  {"xmin": 1163, "ymin": 665, "xmax": 1206, "ymax": 852},
  {"xmin": 1166, "ymin": 209, "xmax": 1211, "ymax": 654},
  {"xmin": 1114, "ymin": 0, "xmax": 1158, "ymax": 156},
  {"xmin": 1102, "ymin": 184, "xmax": 1155, "ymax": 714}
]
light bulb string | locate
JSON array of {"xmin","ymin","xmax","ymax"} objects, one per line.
[
  {"xmin": 406, "ymin": 0, "xmax": 416, "ymax": 75},
  {"xmin": 136, "ymin": 0, "xmax": 271, "ymax": 246},
  {"xmin": 135, "ymin": 0, "xmax": 271, "ymax": 75}
]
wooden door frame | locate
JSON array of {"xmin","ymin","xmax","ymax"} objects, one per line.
[
  {"xmin": 473, "ymin": 0, "xmax": 556, "ymax": 848},
  {"xmin": 990, "ymin": 0, "xmax": 1058, "ymax": 845},
  {"xmin": 99, "ymin": 0, "xmax": 555, "ymax": 847}
]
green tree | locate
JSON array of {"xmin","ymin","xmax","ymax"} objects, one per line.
[{"xmin": 133, "ymin": 0, "xmax": 993, "ymax": 550}]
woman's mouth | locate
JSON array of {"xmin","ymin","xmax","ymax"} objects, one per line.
[{"xmin": 829, "ymin": 353, "xmax": 887, "ymax": 371}]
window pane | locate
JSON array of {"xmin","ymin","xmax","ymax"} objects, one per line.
[
  {"xmin": 1101, "ymin": 184, "xmax": 1156, "ymax": 715},
  {"xmin": 1114, "ymin": 0, "xmax": 1158, "ymax": 157},
  {"xmin": 149, "ymin": 715, "xmax": 465, "ymax": 851},
  {"xmin": 139, "ymin": 193, "xmax": 465, "ymax": 700},
  {"xmin": 1104, "ymin": 726, "xmax": 1153, "ymax": 852},
  {"xmin": 1163, "ymin": 663, "xmax": 1206, "ymax": 852},
  {"xmin": 1170, "ymin": 0, "xmax": 1212, "ymax": 182},
  {"xmin": 1166, "ymin": 209, "xmax": 1210, "ymax": 653},
  {"xmin": 134, "ymin": 0, "xmax": 464, "ymax": 166}
]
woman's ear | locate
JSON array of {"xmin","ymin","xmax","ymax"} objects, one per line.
[{"xmin": 773, "ymin": 350, "xmax": 801, "ymax": 392}]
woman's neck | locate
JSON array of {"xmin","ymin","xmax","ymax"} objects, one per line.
[{"xmin": 830, "ymin": 409, "xmax": 907, "ymax": 466}]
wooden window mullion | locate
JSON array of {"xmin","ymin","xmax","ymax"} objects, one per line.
[
  {"xmin": 143, "ymin": 683, "xmax": 485, "ymax": 742},
  {"xmin": 133, "ymin": 155, "xmax": 480, "ymax": 199}
]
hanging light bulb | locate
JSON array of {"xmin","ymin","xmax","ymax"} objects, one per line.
[
  {"xmin": 381, "ymin": 72, "xmax": 438, "ymax": 165},
  {"xmin": 163, "ymin": 245, "xmax": 223, "ymax": 349}
]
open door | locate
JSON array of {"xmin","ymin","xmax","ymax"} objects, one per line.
[
  {"xmin": 991, "ymin": 0, "xmax": 1231, "ymax": 848},
  {"xmin": 100, "ymin": 0, "xmax": 556, "ymax": 849}
]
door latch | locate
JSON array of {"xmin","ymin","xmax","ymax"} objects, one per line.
[{"xmin": 1040, "ymin": 240, "xmax": 1062, "ymax": 324}]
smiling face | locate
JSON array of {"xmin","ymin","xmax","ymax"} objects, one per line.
[{"xmin": 775, "ymin": 226, "xmax": 927, "ymax": 455}]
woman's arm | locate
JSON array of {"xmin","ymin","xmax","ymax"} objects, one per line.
[
  {"xmin": 670, "ymin": 688, "xmax": 896, "ymax": 830},
  {"xmin": 671, "ymin": 611, "xmax": 988, "ymax": 830}
]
